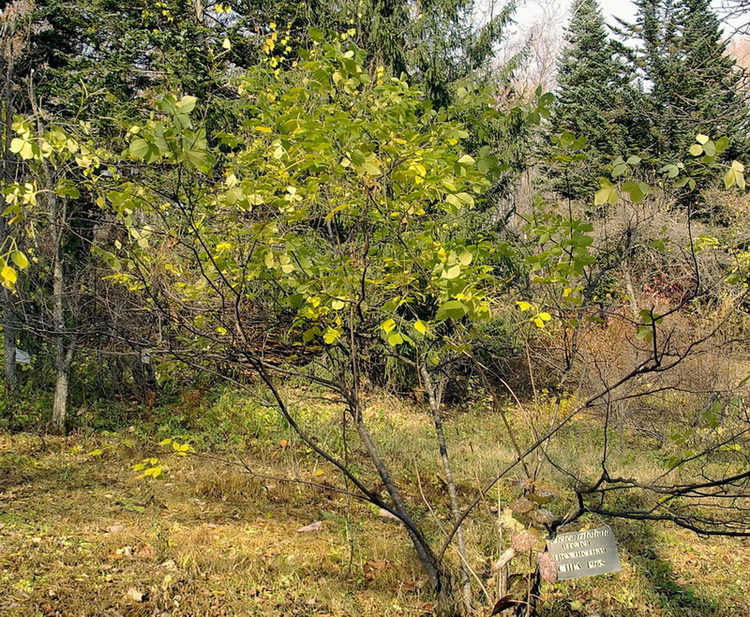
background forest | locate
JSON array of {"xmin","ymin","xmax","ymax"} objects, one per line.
[{"xmin": 2, "ymin": 0, "xmax": 750, "ymax": 616}]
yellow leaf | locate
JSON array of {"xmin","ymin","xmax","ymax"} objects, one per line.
[
  {"xmin": 414, "ymin": 320, "xmax": 428, "ymax": 335},
  {"xmin": 1, "ymin": 266, "xmax": 17, "ymax": 286},
  {"xmin": 254, "ymin": 126, "xmax": 273, "ymax": 133},
  {"xmin": 323, "ymin": 327, "xmax": 340, "ymax": 344},
  {"xmin": 381, "ymin": 318, "xmax": 396, "ymax": 333}
]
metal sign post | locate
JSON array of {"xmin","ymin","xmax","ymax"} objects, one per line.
[{"xmin": 547, "ymin": 526, "xmax": 622, "ymax": 580}]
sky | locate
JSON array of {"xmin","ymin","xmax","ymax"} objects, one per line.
[
  {"xmin": 511, "ymin": 0, "xmax": 742, "ymax": 37},
  {"xmin": 483, "ymin": 0, "xmax": 748, "ymax": 88},
  {"xmin": 514, "ymin": 0, "xmax": 636, "ymax": 25}
]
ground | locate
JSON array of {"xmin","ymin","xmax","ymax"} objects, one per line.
[{"xmin": 1, "ymin": 396, "xmax": 749, "ymax": 616}]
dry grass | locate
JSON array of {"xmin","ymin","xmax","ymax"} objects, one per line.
[
  {"xmin": 0, "ymin": 432, "xmax": 430, "ymax": 617},
  {"xmin": 1, "ymin": 398, "xmax": 749, "ymax": 616}
]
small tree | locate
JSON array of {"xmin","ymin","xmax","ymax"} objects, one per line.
[{"xmin": 55, "ymin": 34, "xmax": 750, "ymax": 616}]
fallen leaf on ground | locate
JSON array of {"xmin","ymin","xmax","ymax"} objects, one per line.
[
  {"xmin": 112, "ymin": 545, "xmax": 133, "ymax": 559},
  {"xmin": 136, "ymin": 544, "xmax": 156, "ymax": 559},
  {"xmin": 105, "ymin": 524, "xmax": 125, "ymax": 533},
  {"xmin": 364, "ymin": 559, "xmax": 390, "ymax": 581},
  {"xmin": 491, "ymin": 548, "xmax": 516, "ymax": 571},
  {"xmin": 126, "ymin": 587, "xmax": 146, "ymax": 602},
  {"xmin": 296, "ymin": 521, "xmax": 323, "ymax": 533}
]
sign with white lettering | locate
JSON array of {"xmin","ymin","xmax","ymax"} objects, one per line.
[{"xmin": 546, "ymin": 526, "xmax": 621, "ymax": 580}]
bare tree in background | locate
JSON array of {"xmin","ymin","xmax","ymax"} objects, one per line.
[{"xmin": 496, "ymin": 0, "xmax": 567, "ymax": 93}]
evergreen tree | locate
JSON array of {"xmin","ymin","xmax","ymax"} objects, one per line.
[
  {"xmin": 618, "ymin": 0, "xmax": 749, "ymax": 163},
  {"xmin": 290, "ymin": 0, "xmax": 517, "ymax": 108},
  {"xmin": 547, "ymin": 0, "xmax": 642, "ymax": 198}
]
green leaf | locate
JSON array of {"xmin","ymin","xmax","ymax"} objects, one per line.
[
  {"xmin": 445, "ymin": 194, "xmax": 462, "ymax": 212},
  {"xmin": 176, "ymin": 95, "xmax": 198, "ymax": 114},
  {"xmin": 436, "ymin": 300, "xmax": 466, "ymax": 321},
  {"xmin": 559, "ymin": 132, "xmax": 575, "ymax": 147},
  {"xmin": 458, "ymin": 251, "xmax": 473, "ymax": 266},
  {"xmin": 594, "ymin": 187, "xmax": 612, "ymax": 206},
  {"xmin": 303, "ymin": 327, "xmax": 319, "ymax": 343},
  {"xmin": 387, "ymin": 332, "xmax": 404, "ymax": 346},
  {"xmin": 10, "ymin": 138, "xmax": 33, "ymax": 160},
  {"xmin": 9, "ymin": 137, "xmax": 25, "ymax": 154},
  {"xmin": 457, "ymin": 154, "xmax": 475, "ymax": 165},
  {"xmin": 441, "ymin": 264, "xmax": 461, "ymax": 279},
  {"xmin": 689, "ymin": 144, "xmax": 703, "ymax": 156},
  {"xmin": 724, "ymin": 168, "xmax": 736, "ymax": 189},
  {"xmin": 183, "ymin": 148, "xmax": 210, "ymax": 171},
  {"xmin": 129, "ymin": 139, "xmax": 151, "ymax": 159},
  {"xmin": 608, "ymin": 187, "xmax": 620, "ymax": 205},
  {"xmin": 622, "ymin": 181, "xmax": 644, "ymax": 204},
  {"xmin": 696, "ymin": 134, "xmax": 710, "ymax": 145},
  {"xmin": 11, "ymin": 251, "xmax": 29, "ymax": 270},
  {"xmin": 636, "ymin": 326, "xmax": 654, "ymax": 342}
]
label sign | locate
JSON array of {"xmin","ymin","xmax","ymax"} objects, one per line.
[{"xmin": 546, "ymin": 526, "xmax": 621, "ymax": 580}]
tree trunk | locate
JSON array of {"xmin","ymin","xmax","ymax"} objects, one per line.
[
  {"xmin": 51, "ymin": 344, "xmax": 73, "ymax": 434},
  {"xmin": 1, "ymin": 283, "xmax": 17, "ymax": 392},
  {"xmin": 1, "ymin": 16, "xmax": 18, "ymax": 393},
  {"xmin": 49, "ymin": 194, "xmax": 73, "ymax": 434},
  {"xmin": 350, "ymin": 400, "xmax": 456, "ymax": 612},
  {"xmin": 421, "ymin": 366, "xmax": 472, "ymax": 615}
]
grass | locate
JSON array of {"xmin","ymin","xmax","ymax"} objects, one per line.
[{"xmin": 1, "ymin": 391, "xmax": 749, "ymax": 616}]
